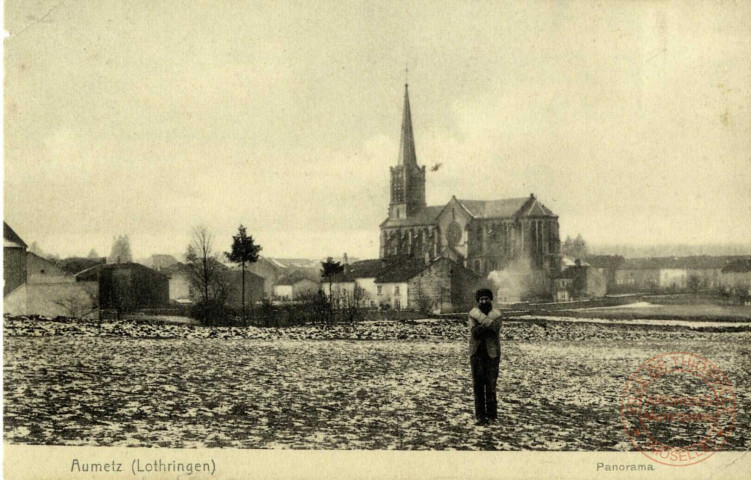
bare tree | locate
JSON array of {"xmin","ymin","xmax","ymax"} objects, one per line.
[
  {"xmin": 185, "ymin": 225, "xmax": 227, "ymax": 304},
  {"xmin": 53, "ymin": 290, "xmax": 99, "ymax": 319}
]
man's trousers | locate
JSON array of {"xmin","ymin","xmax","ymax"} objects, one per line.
[{"xmin": 470, "ymin": 350, "xmax": 500, "ymax": 421}]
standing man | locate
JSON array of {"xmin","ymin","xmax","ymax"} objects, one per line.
[{"xmin": 468, "ymin": 288, "xmax": 502, "ymax": 425}]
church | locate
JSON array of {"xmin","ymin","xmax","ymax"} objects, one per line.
[{"xmin": 379, "ymin": 84, "xmax": 562, "ymax": 287}]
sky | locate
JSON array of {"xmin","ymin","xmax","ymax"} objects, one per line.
[{"xmin": 3, "ymin": 1, "xmax": 750, "ymax": 260}]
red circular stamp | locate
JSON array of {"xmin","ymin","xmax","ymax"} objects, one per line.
[{"xmin": 620, "ymin": 352, "xmax": 737, "ymax": 466}]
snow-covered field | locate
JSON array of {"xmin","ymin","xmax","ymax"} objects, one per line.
[
  {"xmin": 4, "ymin": 317, "xmax": 751, "ymax": 450},
  {"xmin": 573, "ymin": 302, "xmax": 751, "ymax": 320}
]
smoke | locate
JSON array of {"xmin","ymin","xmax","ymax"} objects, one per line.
[{"xmin": 486, "ymin": 258, "xmax": 535, "ymax": 303}]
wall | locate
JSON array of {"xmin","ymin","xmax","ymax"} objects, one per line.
[
  {"xmin": 409, "ymin": 260, "xmax": 451, "ymax": 312},
  {"xmin": 720, "ymin": 271, "xmax": 751, "ymax": 294},
  {"xmin": 225, "ymin": 270, "xmax": 265, "ymax": 306},
  {"xmin": 356, "ymin": 278, "xmax": 379, "ymax": 308},
  {"xmin": 659, "ymin": 269, "xmax": 688, "ymax": 290},
  {"xmin": 168, "ymin": 271, "xmax": 192, "ymax": 303},
  {"xmin": 98, "ymin": 265, "xmax": 169, "ymax": 310},
  {"xmin": 323, "ymin": 281, "xmax": 354, "ymax": 297},
  {"xmin": 273, "ymin": 285, "xmax": 293, "ymax": 300},
  {"xmin": 406, "ymin": 258, "xmax": 484, "ymax": 313},
  {"xmin": 586, "ymin": 267, "xmax": 608, "ymax": 298},
  {"xmin": 4, "ymin": 281, "xmax": 99, "ymax": 318},
  {"xmin": 466, "ymin": 217, "xmax": 560, "ymax": 280},
  {"xmin": 615, "ymin": 269, "xmax": 660, "ymax": 291},
  {"xmin": 377, "ymin": 282, "xmax": 409, "ymax": 310},
  {"xmin": 3, "ymin": 247, "xmax": 27, "ymax": 296},
  {"xmin": 292, "ymin": 279, "xmax": 320, "ymax": 298},
  {"xmin": 247, "ymin": 258, "xmax": 283, "ymax": 296},
  {"xmin": 555, "ymin": 289, "xmax": 571, "ymax": 302},
  {"xmin": 27, "ymin": 253, "xmax": 75, "ymax": 284},
  {"xmin": 436, "ymin": 199, "xmax": 473, "ymax": 260},
  {"xmin": 687, "ymin": 268, "xmax": 722, "ymax": 289}
]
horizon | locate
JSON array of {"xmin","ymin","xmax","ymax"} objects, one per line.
[{"xmin": 4, "ymin": 2, "xmax": 750, "ymax": 261}]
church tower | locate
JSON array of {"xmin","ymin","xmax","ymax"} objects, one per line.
[{"xmin": 389, "ymin": 84, "xmax": 426, "ymax": 220}]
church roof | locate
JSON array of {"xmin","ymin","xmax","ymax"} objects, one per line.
[
  {"xmin": 458, "ymin": 195, "xmax": 556, "ymax": 219},
  {"xmin": 381, "ymin": 195, "xmax": 556, "ymax": 228},
  {"xmin": 380, "ymin": 205, "xmax": 444, "ymax": 228},
  {"xmin": 457, "ymin": 198, "xmax": 529, "ymax": 218}
]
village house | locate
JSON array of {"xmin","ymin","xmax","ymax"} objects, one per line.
[
  {"xmin": 613, "ymin": 256, "xmax": 741, "ymax": 293},
  {"xmin": 585, "ymin": 255, "xmax": 625, "ymax": 293},
  {"xmin": 614, "ymin": 258, "xmax": 662, "ymax": 291},
  {"xmin": 272, "ymin": 272, "xmax": 319, "ymax": 301},
  {"xmin": 3, "ymin": 222, "xmax": 28, "ymax": 296},
  {"xmin": 553, "ymin": 269, "xmax": 575, "ymax": 302},
  {"xmin": 224, "ymin": 268, "xmax": 265, "ymax": 306},
  {"xmin": 247, "ymin": 257, "xmax": 287, "ymax": 297},
  {"xmin": 26, "ymin": 252, "xmax": 75, "ymax": 284},
  {"xmin": 145, "ymin": 254, "xmax": 179, "ymax": 270},
  {"xmin": 553, "ymin": 260, "xmax": 607, "ymax": 302},
  {"xmin": 159, "ymin": 263, "xmax": 193, "ymax": 304},
  {"xmin": 373, "ymin": 256, "xmax": 483, "ymax": 312},
  {"xmin": 4, "ymin": 222, "xmax": 99, "ymax": 318},
  {"xmin": 323, "ymin": 259, "xmax": 386, "ymax": 308},
  {"xmin": 248, "ymin": 257, "xmax": 337, "ymax": 298},
  {"xmin": 720, "ymin": 258, "xmax": 751, "ymax": 301},
  {"xmin": 682, "ymin": 256, "xmax": 736, "ymax": 290},
  {"xmin": 155, "ymin": 262, "xmax": 265, "ymax": 306},
  {"xmin": 58, "ymin": 257, "xmax": 108, "ymax": 275},
  {"xmin": 76, "ymin": 262, "xmax": 169, "ymax": 311}
]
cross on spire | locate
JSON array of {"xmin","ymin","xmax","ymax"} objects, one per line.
[{"xmin": 405, "ymin": 64, "xmax": 409, "ymax": 86}]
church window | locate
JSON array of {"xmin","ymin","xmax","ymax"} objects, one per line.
[
  {"xmin": 394, "ymin": 286, "xmax": 400, "ymax": 295},
  {"xmin": 447, "ymin": 222, "xmax": 462, "ymax": 247},
  {"xmin": 473, "ymin": 260, "xmax": 481, "ymax": 272},
  {"xmin": 377, "ymin": 285, "xmax": 383, "ymax": 295}
]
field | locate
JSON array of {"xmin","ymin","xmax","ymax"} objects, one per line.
[
  {"xmin": 4, "ymin": 317, "xmax": 751, "ymax": 450},
  {"xmin": 545, "ymin": 302, "xmax": 751, "ymax": 323},
  {"xmin": 582, "ymin": 302, "xmax": 751, "ymax": 319}
]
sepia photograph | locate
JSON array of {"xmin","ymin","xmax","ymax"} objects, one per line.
[{"xmin": 2, "ymin": 1, "xmax": 750, "ymax": 479}]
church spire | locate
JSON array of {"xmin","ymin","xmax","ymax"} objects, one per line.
[{"xmin": 397, "ymin": 83, "xmax": 417, "ymax": 167}]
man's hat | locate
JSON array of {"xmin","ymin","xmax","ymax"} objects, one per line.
[{"xmin": 475, "ymin": 288, "xmax": 494, "ymax": 301}]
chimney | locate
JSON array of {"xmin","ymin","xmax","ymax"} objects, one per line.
[
  {"xmin": 575, "ymin": 259, "xmax": 581, "ymax": 267},
  {"xmin": 343, "ymin": 253, "xmax": 349, "ymax": 265}
]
